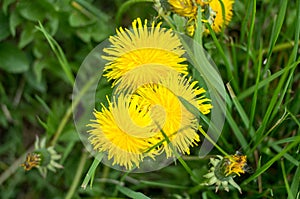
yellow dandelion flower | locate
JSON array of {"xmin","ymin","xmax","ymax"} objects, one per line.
[
  {"xmin": 206, "ymin": 0, "xmax": 234, "ymax": 33},
  {"xmin": 21, "ymin": 136, "xmax": 63, "ymax": 178},
  {"xmin": 88, "ymin": 95, "xmax": 160, "ymax": 170},
  {"xmin": 224, "ymin": 153, "xmax": 248, "ymax": 176},
  {"xmin": 21, "ymin": 153, "xmax": 41, "ymax": 171},
  {"xmin": 133, "ymin": 73, "xmax": 212, "ymax": 157},
  {"xmin": 203, "ymin": 155, "xmax": 242, "ymax": 193},
  {"xmin": 102, "ymin": 18, "xmax": 188, "ymax": 91},
  {"xmin": 168, "ymin": 0, "xmax": 197, "ymax": 18}
]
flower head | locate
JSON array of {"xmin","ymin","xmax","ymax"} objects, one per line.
[
  {"xmin": 224, "ymin": 153, "xmax": 248, "ymax": 176},
  {"xmin": 21, "ymin": 136, "xmax": 63, "ymax": 178},
  {"xmin": 133, "ymin": 73, "xmax": 212, "ymax": 157},
  {"xmin": 102, "ymin": 18, "xmax": 188, "ymax": 92},
  {"xmin": 21, "ymin": 153, "xmax": 41, "ymax": 171},
  {"xmin": 88, "ymin": 95, "xmax": 160, "ymax": 170},
  {"xmin": 202, "ymin": 153, "xmax": 248, "ymax": 193},
  {"xmin": 204, "ymin": 0, "xmax": 234, "ymax": 33},
  {"xmin": 168, "ymin": 0, "xmax": 197, "ymax": 18}
]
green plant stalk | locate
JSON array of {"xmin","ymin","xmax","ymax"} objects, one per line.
[
  {"xmin": 99, "ymin": 165, "xmax": 110, "ymax": 191},
  {"xmin": 74, "ymin": 0, "xmax": 110, "ymax": 21},
  {"xmin": 50, "ymin": 106, "xmax": 73, "ymax": 146},
  {"xmin": 36, "ymin": 22, "xmax": 74, "ymax": 86},
  {"xmin": 240, "ymin": 0, "xmax": 251, "ymax": 42},
  {"xmin": 254, "ymin": 57, "xmax": 298, "ymax": 148},
  {"xmin": 140, "ymin": 180, "xmax": 188, "ymax": 189},
  {"xmin": 65, "ymin": 152, "xmax": 88, "ymax": 199},
  {"xmin": 206, "ymin": 23, "xmax": 239, "ymax": 93},
  {"xmin": 262, "ymin": 0, "xmax": 288, "ymax": 75},
  {"xmin": 71, "ymin": 1, "xmax": 96, "ymax": 19},
  {"xmin": 51, "ymin": 73, "xmax": 98, "ymax": 146},
  {"xmin": 81, "ymin": 153, "xmax": 104, "ymax": 189},
  {"xmin": 113, "ymin": 171, "xmax": 131, "ymax": 197},
  {"xmin": 0, "ymin": 146, "xmax": 34, "ymax": 185},
  {"xmin": 250, "ymin": 109, "xmax": 289, "ymax": 154},
  {"xmin": 225, "ymin": 108, "xmax": 248, "ymax": 150},
  {"xmin": 154, "ymin": 122, "xmax": 199, "ymax": 182},
  {"xmin": 270, "ymin": 143, "xmax": 299, "ymax": 166},
  {"xmin": 248, "ymin": 42, "xmax": 263, "ymax": 138},
  {"xmin": 273, "ymin": 0, "xmax": 300, "ymax": 119},
  {"xmin": 290, "ymin": 165, "xmax": 300, "ymax": 199},
  {"xmin": 226, "ymin": 83, "xmax": 255, "ymax": 138},
  {"xmin": 242, "ymin": 0, "xmax": 256, "ymax": 89},
  {"xmin": 238, "ymin": 61, "xmax": 300, "ymax": 100},
  {"xmin": 197, "ymin": 127, "xmax": 229, "ymax": 157},
  {"xmin": 281, "ymin": 159, "xmax": 294, "ymax": 199}
]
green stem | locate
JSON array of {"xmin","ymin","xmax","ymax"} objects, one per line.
[
  {"xmin": 157, "ymin": 124, "xmax": 199, "ymax": 182},
  {"xmin": 242, "ymin": 0, "xmax": 256, "ymax": 89},
  {"xmin": 65, "ymin": 152, "xmax": 88, "ymax": 199},
  {"xmin": 198, "ymin": 127, "xmax": 229, "ymax": 157},
  {"xmin": 81, "ymin": 153, "xmax": 104, "ymax": 189}
]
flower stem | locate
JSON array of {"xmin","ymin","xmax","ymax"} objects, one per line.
[
  {"xmin": 65, "ymin": 152, "xmax": 88, "ymax": 199},
  {"xmin": 198, "ymin": 126, "xmax": 229, "ymax": 157}
]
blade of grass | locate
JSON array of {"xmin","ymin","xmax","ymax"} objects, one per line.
[
  {"xmin": 263, "ymin": 0, "xmax": 288, "ymax": 75},
  {"xmin": 273, "ymin": 0, "xmax": 300, "ymax": 119},
  {"xmin": 139, "ymin": 180, "xmax": 188, "ymax": 189},
  {"xmin": 36, "ymin": 22, "xmax": 74, "ymax": 86},
  {"xmin": 206, "ymin": 23, "xmax": 238, "ymax": 92},
  {"xmin": 269, "ymin": 143, "xmax": 299, "ymax": 166},
  {"xmin": 290, "ymin": 165, "xmax": 300, "ymax": 199},
  {"xmin": 81, "ymin": 153, "xmax": 104, "ymax": 189},
  {"xmin": 248, "ymin": 42, "xmax": 263, "ymax": 137},
  {"xmin": 252, "ymin": 57, "xmax": 298, "ymax": 146},
  {"xmin": 250, "ymin": 109, "xmax": 289, "ymax": 154},
  {"xmin": 117, "ymin": 185, "xmax": 150, "ymax": 199},
  {"xmin": 242, "ymin": 135, "xmax": 300, "ymax": 185},
  {"xmin": 73, "ymin": 0, "xmax": 110, "ymax": 21},
  {"xmin": 242, "ymin": 0, "xmax": 256, "ymax": 89},
  {"xmin": 65, "ymin": 152, "xmax": 88, "ymax": 199},
  {"xmin": 237, "ymin": 61, "xmax": 300, "ymax": 100},
  {"xmin": 240, "ymin": 1, "xmax": 251, "ymax": 42},
  {"xmin": 225, "ymin": 109, "xmax": 248, "ymax": 150},
  {"xmin": 281, "ymin": 159, "xmax": 294, "ymax": 199},
  {"xmin": 226, "ymin": 83, "xmax": 255, "ymax": 138}
]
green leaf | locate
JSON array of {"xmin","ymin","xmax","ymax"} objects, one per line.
[
  {"xmin": 2, "ymin": 0, "xmax": 16, "ymax": 14},
  {"xmin": 9, "ymin": 10, "xmax": 22, "ymax": 37},
  {"xmin": 0, "ymin": 42, "xmax": 29, "ymax": 73},
  {"xmin": 0, "ymin": 11, "xmax": 10, "ymax": 41},
  {"xmin": 117, "ymin": 186, "xmax": 151, "ymax": 199},
  {"xmin": 18, "ymin": 23, "xmax": 35, "ymax": 48},
  {"xmin": 17, "ymin": 0, "xmax": 47, "ymax": 21},
  {"xmin": 69, "ymin": 11, "xmax": 94, "ymax": 27}
]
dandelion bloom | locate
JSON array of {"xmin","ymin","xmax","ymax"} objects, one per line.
[
  {"xmin": 202, "ymin": 155, "xmax": 243, "ymax": 193},
  {"xmin": 88, "ymin": 95, "xmax": 160, "ymax": 170},
  {"xmin": 224, "ymin": 153, "xmax": 248, "ymax": 176},
  {"xmin": 21, "ymin": 137, "xmax": 63, "ymax": 178},
  {"xmin": 168, "ymin": 0, "xmax": 197, "ymax": 18},
  {"xmin": 133, "ymin": 73, "xmax": 212, "ymax": 157},
  {"xmin": 205, "ymin": 0, "xmax": 234, "ymax": 33},
  {"xmin": 102, "ymin": 18, "xmax": 187, "ymax": 92}
]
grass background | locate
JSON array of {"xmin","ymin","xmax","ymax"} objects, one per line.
[{"xmin": 0, "ymin": 0, "xmax": 299, "ymax": 198}]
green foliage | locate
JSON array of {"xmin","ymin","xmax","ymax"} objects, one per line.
[{"xmin": 0, "ymin": 0, "xmax": 299, "ymax": 198}]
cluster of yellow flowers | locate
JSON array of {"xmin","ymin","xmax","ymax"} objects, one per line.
[
  {"xmin": 87, "ymin": 18, "xmax": 212, "ymax": 170},
  {"xmin": 155, "ymin": 0, "xmax": 234, "ymax": 36}
]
